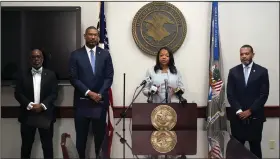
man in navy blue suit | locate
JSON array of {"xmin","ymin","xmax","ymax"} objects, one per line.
[
  {"xmin": 69, "ymin": 26, "xmax": 114, "ymax": 159},
  {"xmin": 227, "ymin": 44, "xmax": 269, "ymax": 159}
]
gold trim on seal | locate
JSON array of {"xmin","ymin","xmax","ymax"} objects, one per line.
[
  {"xmin": 151, "ymin": 105, "xmax": 177, "ymax": 131},
  {"xmin": 150, "ymin": 131, "xmax": 177, "ymax": 153}
]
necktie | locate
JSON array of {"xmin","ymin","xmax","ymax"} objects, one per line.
[
  {"xmin": 244, "ymin": 66, "xmax": 249, "ymax": 85},
  {"xmin": 31, "ymin": 69, "xmax": 42, "ymax": 75},
  {"xmin": 90, "ymin": 49, "xmax": 95, "ymax": 73}
]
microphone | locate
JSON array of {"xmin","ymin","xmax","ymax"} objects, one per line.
[
  {"xmin": 147, "ymin": 84, "xmax": 158, "ymax": 103},
  {"xmin": 164, "ymin": 79, "xmax": 168, "ymax": 103},
  {"xmin": 174, "ymin": 87, "xmax": 187, "ymax": 104},
  {"xmin": 139, "ymin": 76, "xmax": 151, "ymax": 86}
]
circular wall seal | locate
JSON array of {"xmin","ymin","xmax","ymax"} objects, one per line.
[{"xmin": 132, "ymin": 2, "xmax": 187, "ymax": 56}]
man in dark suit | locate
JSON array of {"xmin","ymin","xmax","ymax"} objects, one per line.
[
  {"xmin": 14, "ymin": 49, "xmax": 58, "ymax": 158},
  {"xmin": 227, "ymin": 44, "xmax": 269, "ymax": 159},
  {"xmin": 69, "ymin": 26, "xmax": 114, "ymax": 158}
]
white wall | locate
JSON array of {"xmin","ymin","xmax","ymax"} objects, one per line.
[{"xmin": 1, "ymin": 1, "xmax": 279, "ymax": 158}]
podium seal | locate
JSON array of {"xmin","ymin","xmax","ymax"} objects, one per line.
[
  {"xmin": 150, "ymin": 131, "xmax": 177, "ymax": 153},
  {"xmin": 151, "ymin": 104, "xmax": 177, "ymax": 130},
  {"xmin": 151, "ymin": 104, "xmax": 177, "ymax": 153}
]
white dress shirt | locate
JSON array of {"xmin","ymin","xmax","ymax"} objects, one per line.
[
  {"xmin": 85, "ymin": 45, "xmax": 96, "ymax": 64},
  {"xmin": 236, "ymin": 62, "xmax": 254, "ymax": 114},
  {"xmin": 27, "ymin": 67, "xmax": 47, "ymax": 110},
  {"xmin": 243, "ymin": 61, "xmax": 253, "ymax": 83},
  {"xmin": 84, "ymin": 45, "xmax": 97, "ymax": 96}
]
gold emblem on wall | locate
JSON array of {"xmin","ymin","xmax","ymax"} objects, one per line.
[
  {"xmin": 150, "ymin": 105, "xmax": 177, "ymax": 153},
  {"xmin": 132, "ymin": 2, "xmax": 187, "ymax": 56}
]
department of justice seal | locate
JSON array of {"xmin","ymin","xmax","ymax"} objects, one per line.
[
  {"xmin": 132, "ymin": 2, "xmax": 187, "ymax": 56},
  {"xmin": 150, "ymin": 131, "xmax": 177, "ymax": 153},
  {"xmin": 151, "ymin": 105, "xmax": 177, "ymax": 130}
]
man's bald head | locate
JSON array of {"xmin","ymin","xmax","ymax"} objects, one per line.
[
  {"xmin": 30, "ymin": 49, "xmax": 44, "ymax": 69},
  {"xmin": 31, "ymin": 49, "xmax": 43, "ymax": 56}
]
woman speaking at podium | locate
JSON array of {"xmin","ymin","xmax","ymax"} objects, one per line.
[
  {"xmin": 142, "ymin": 47, "xmax": 186, "ymax": 104},
  {"xmin": 141, "ymin": 47, "xmax": 186, "ymax": 159}
]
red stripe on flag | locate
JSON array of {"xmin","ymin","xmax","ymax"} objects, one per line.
[
  {"xmin": 211, "ymin": 145, "xmax": 222, "ymax": 159},
  {"xmin": 107, "ymin": 88, "xmax": 114, "ymax": 157},
  {"xmin": 213, "ymin": 81, "xmax": 223, "ymax": 86},
  {"xmin": 108, "ymin": 88, "xmax": 113, "ymax": 106}
]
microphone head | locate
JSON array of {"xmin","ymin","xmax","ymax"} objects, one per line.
[
  {"xmin": 174, "ymin": 87, "xmax": 184, "ymax": 94},
  {"xmin": 141, "ymin": 76, "xmax": 152, "ymax": 86},
  {"xmin": 150, "ymin": 85, "xmax": 158, "ymax": 93},
  {"xmin": 146, "ymin": 76, "xmax": 152, "ymax": 83}
]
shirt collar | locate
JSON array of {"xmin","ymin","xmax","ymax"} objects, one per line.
[
  {"xmin": 85, "ymin": 45, "xmax": 96, "ymax": 54},
  {"xmin": 242, "ymin": 61, "xmax": 253, "ymax": 68}
]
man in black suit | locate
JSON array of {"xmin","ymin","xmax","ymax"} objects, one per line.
[
  {"xmin": 14, "ymin": 49, "xmax": 58, "ymax": 158},
  {"xmin": 69, "ymin": 26, "xmax": 114, "ymax": 159},
  {"xmin": 227, "ymin": 44, "xmax": 269, "ymax": 159}
]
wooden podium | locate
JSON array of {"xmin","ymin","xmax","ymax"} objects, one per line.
[{"xmin": 132, "ymin": 103, "xmax": 197, "ymax": 155}]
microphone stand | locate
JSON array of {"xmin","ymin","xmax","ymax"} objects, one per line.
[
  {"xmin": 116, "ymin": 78, "xmax": 145, "ymax": 159},
  {"xmin": 115, "ymin": 84, "xmax": 146, "ymax": 125},
  {"xmin": 165, "ymin": 91, "xmax": 168, "ymax": 103},
  {"xmin": 165, "ymin": 81, "xmax": 168, "ymax": 104},
  {"xmin": 147, "ymin": 92, "xmax": 154, "ymax": 103}
]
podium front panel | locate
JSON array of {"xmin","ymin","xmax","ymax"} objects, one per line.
[
  {"xmin": 132, "ymin": 130, "xmax": 197, "ymax": 155},
  {"xmin": 132, "ymin": 103, "xmax": 197, "ymax": 131}
]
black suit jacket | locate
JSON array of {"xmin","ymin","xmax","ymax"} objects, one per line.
[
  {"xmin": 226, "ymin": 62, "xmax": 269, "ymax": 122},
  {"xmin": 14, "ymin": 68, "xmax": 58, "ymax": 123}
]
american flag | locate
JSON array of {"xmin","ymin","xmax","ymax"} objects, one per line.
[
  {"xmin": 97, "ymin": 1, "xmax": 114, "ymax": 158},
  {"xmin": 210, "ymin": 64, "xmax": 223, "ymax": 93},
  {"xmin": 208, "ymin": 137, "xmax": 223, "ymax": 159}
]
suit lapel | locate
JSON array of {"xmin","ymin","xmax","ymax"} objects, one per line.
[
  {"xmin": 81, "ymin": 46, "xmax": 95, "ymax": 76},
  {"xmin": 237, "ymin": 64, "xmax": 246, "ymax": 87},
  {"xmin": 81, "ymin": 46, "xmax": 102, "ymax": 75},
  {"xmin": 247, "ymin": 63, "xmax": 257, "ymax": 85},
  {"xmin": 40, "ymin": 69, "xmax": 47, "ymax": 100},
  {"xmin": 95, "ymin": 47, "xmax": 101, "ymax": 75},
  {"xmin": 26, "ymin": 69, "xmax": 34, "ymax": 101}
]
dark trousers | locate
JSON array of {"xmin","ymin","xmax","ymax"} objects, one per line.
[
  {"xmin": 75, "ymin": 115, "xmax": 106, "ymax": 159},
  {"xmin": 20, "ymin": 123, "xmax": 54, "ymax": 159},
  {"xmin": 230, "ymin": 119, "xmax": 264, "ymax": 159}
]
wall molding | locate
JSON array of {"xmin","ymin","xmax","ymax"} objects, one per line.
[{"xmin": 1, "ymin": 105, "xmax": 279, "ymax": 118}]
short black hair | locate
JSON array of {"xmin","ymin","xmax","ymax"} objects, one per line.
[
  {"xmin": 241, "ymin": 44, "xmax": 254, "ymax": 53},
  {"xmin": 85, "ymin": 26, "xmax": 99, "ymax": 35}
]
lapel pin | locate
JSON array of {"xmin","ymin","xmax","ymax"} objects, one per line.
[{"xmin": 253, "ymin": 70, "xmax": 255, "ymax": 72}]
